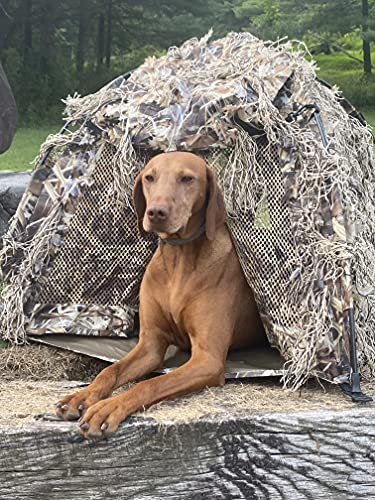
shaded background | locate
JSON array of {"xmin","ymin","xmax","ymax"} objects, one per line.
[{"xmin": 0, "ymin": 0, "xmax": 374, "ymax": 168}]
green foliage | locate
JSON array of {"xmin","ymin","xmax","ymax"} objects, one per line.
[
  {"xmin": 234, "ymin": 0, "xmax": 375, "ymax": 104},
  {"xmin": 234, "ymin": 0, "xmax": 287, "ymax": 39},
  {"xmin": 0, "ymin": 0, "xmax": 374, "ymax": 125},
  {"xmin": 362, "ymin": 30, "xmax": 375, "ymax": 43},
  {"xmin": 234, "ymin": 0, "xmax": 264, "ymax": 19},
  {"xmin": 115, "ymin": 46, "xmax": 166, "ymax": 73},
  {"xmin": 0, "ymin": 0, "xmax": 231, "ymax": 125},
  {"xmin": 234, "ymin": 0, "xmax": 364, "ymax": 40}
]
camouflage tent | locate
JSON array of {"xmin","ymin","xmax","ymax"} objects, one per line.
[{"xmin": 1, "ymin": 32, "xmax": 375, "ymax": 395}]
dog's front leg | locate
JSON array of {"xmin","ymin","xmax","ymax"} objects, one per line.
[
  {"xmin": 55, "ymin": 330, "xmax": 169, "ymax": 421},
  {"xmin": 78, "ymin": 349, "xmax": 226, "ymax": 439}
]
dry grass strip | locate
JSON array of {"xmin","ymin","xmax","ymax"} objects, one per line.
[
  {"xmin": 0, "ymin": 344, "xmax": 108, "ymax": 382},
  {"xmin": 1, "ymin": 344, "xmax": 374, "ymax": 427},
  {"xmin": 1, "ymin": 377, "xmax": 374, "ymax": 427}
]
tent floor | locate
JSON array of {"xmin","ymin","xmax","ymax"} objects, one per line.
[{"xmin": 29, "ymin": 334, "xmax": 285, "ymax": 378}]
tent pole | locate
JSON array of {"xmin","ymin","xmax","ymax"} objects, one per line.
[{"xmin": 312, "ymin": 109, "xmax": 372, "ymax": 403}]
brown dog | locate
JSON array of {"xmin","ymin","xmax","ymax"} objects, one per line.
[{"xmin": 56, "ymin": 151, "xmax": 262, "ymax": 438}]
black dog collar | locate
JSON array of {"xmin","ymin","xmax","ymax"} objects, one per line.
[{"xmin": 159, "ymin": 224, "xmax": 206, "ymax": 246}]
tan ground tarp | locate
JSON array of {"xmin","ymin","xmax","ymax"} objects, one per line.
[{"xmin": 29, "ymin": 334, "xmax": 285, "ymax": 379}]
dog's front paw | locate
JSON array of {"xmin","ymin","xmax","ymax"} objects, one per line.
[
  {"xmin": 77, "ymin": 396, "xmax": 127, "ymax": 440},
  {"xmin": 55, "ymin": 388, "xmax": 102, "ymax": 421}
]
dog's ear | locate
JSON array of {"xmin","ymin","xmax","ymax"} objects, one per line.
[
  {"xmin": 205, "ymin": 166, "xmax": 226, "ymax": 241},
  {"xmin": 132, "ymin": 172, "xmax": 147, "ymax": 237}
]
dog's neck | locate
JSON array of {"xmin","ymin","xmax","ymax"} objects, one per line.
[
  {"xmin": 159, "ymin": 224, "xmax": 206, "ymax": 246},
  {"xmin": 157, "ymin": 210, "xmax": 207, "ymax": 246},
  {"xmin": 156, "ymin": 219, "xmax": 229, "ymax": 279}
]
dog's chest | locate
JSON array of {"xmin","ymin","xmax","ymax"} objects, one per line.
[
  {"xmin": 163, "ymin": 265, "xmax": 203, "ymax": 326},
  {"xmin": 145, "ymin": 233, "xmax": 233, "ymax": 328}
]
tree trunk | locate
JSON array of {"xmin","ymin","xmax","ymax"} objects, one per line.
[
  {"xmin": 0, "ymin": 1, "xmax": 21, "ymax": 60},
  {"xmin": 362, "ymin": 0, "xmax": 372, "ymax": 74},
  {"xmin": 77, "ymin": 0, "xmax": 88, "ymax": 77},
  {"xmin": 363, "ymin": 40, "xmax": 372, "ymax": 74},
  {"xmin": 97, "ymin": 13, "xmax": 105, "ymax": 70},
  {"xmin": 105, "ymin": 0, "xmax": 112, "ymax": 69},
  {"xmin": 0, "ymin": 1, "xmax": 11, "ymax": 56},
  {"xmin": 39, "ymin": 1, "xmax": 55, "ymax": 74},
  {"xmin": 23, "ymin": 0, "xmax": 32, "ymax": 66}
]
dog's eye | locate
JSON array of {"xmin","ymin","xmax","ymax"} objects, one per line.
[
  {"xmin": 181, "ymin": 176, "xmax": 194, "ymax": 183},
  {"xmin": 144, "ymin": 175, "xmax": 154, "ymax": 182}
]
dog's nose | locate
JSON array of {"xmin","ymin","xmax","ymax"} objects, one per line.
[{"xmin": 147, "ymin": 205, "xmax": 169, "ymax": 223}]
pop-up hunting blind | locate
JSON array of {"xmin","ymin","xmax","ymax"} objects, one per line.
[{"xmin": 1, "ymin": 32, "xmax": 375, "ymax": 398}]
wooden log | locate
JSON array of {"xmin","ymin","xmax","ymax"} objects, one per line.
[{"xmin": 1, "ymin": 407, "xmax": 375, "ymax": 499}]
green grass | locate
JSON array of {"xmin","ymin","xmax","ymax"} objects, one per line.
[
  {"xmin": 0, "ymin": 125, "xmax": 60, "ymax": 171},
  {"xmin": 313, "ymin": 52, "xmax": 361, "ymax": 75},
  {"xmin": 312, "ymin": 51, "xmax": 375, "ymax": 111},
  {"xmin": 363, "ymin": 109, "xmax": 375, "ymax": 130},
  {"xmin": 316, "ymin": 52, "xmax": 375, "ymax": 129}
]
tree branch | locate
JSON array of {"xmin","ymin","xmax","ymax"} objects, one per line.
[
  {"xmin": 309, "ymin": 32, "xmax": 375, "ymax": 70},
  {"xmin": 0, "ymin": 1, "xmax": 13, "ymax": 20}
]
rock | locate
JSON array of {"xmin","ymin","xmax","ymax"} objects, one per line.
[{"xmin": 0, "ymin": 170, "xmax": 30, "ymax": 240}]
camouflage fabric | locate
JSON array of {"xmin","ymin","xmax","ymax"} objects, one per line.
[
  {"xmin": 1, "ymin": 32, "xmax": 375, "ymax": 388},
  {"xmin": 0, "ymin": 139, "xmax": 157, "ymax": 340}
]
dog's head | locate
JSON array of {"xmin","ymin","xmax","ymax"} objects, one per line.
[{"xmin": 133, "ymin": 152, "xmax": 226, "ymax": 240}]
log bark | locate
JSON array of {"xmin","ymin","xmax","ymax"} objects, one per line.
[{"xmin": 1, "ymin": 407, "xmax": 375, "ymax": 499}]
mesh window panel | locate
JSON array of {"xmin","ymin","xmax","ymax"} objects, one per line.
[
  {"xmin": 39, "ymin": 143, "xmax": 157, "ymax": 309},
  {"xmin": 40, "ymin": 138, "xmax": 298, "ymax": 344},
  {"xmin": 208, "ymin": 140, "xmax": 300, "ymax": 345}
]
